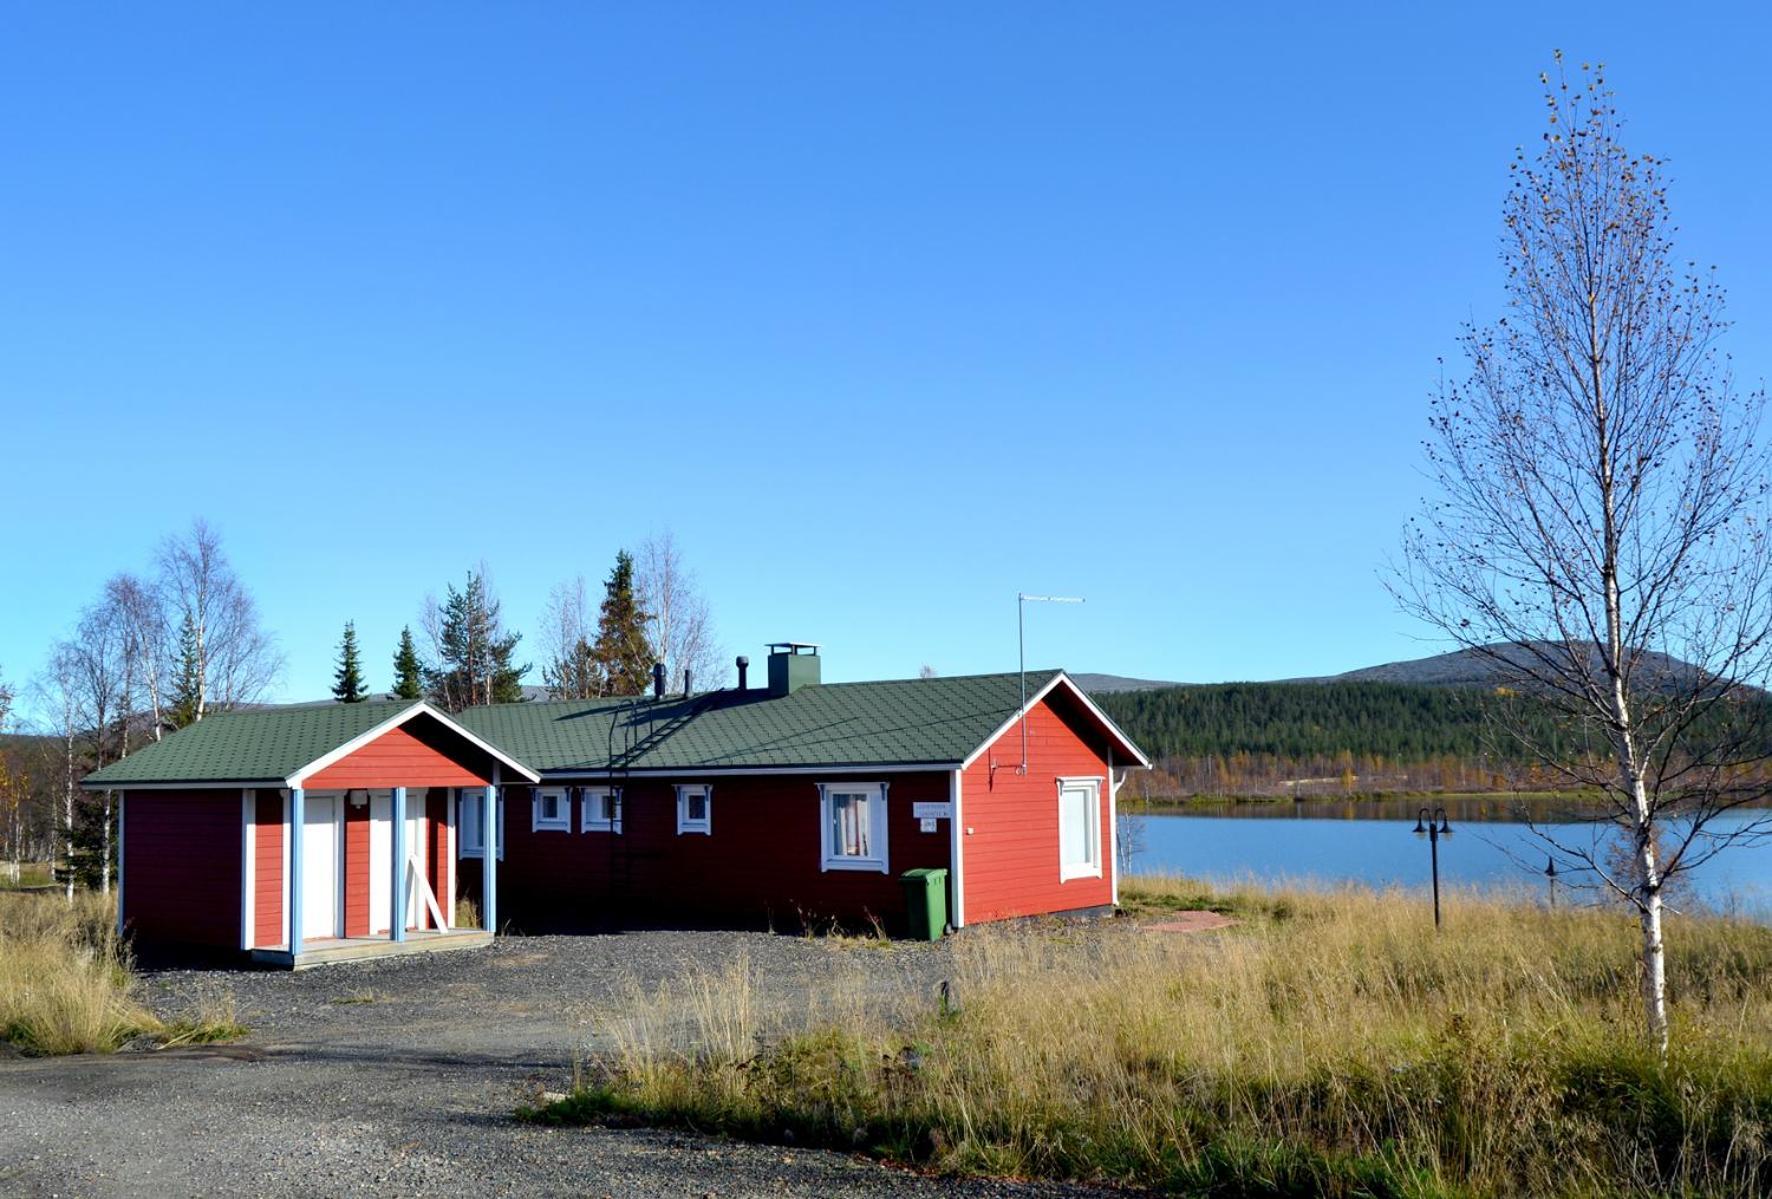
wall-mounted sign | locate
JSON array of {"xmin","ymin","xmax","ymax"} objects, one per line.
[
  {"xmin": 919, "ymin": 817, "xmax": 939, "ymax": 833},
  {"xmin": 912, "ymin": 802, "xmax": 952, "ymax": 820}
]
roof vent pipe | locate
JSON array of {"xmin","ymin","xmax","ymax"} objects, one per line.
[
  {"xmin": 652, "ymin": 662, "xmax": 666, "ymax": 700},
  {"xmin": 736, "ymin": 656, "xmax": 749, "ymax": 690},
  {"xmin": 683, "ymin": 668, "xmax": 694, "ymax": 699}
]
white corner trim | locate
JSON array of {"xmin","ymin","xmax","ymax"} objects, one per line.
[
  {"xmin": 240, "ymin": 791, "xmax": 254, "ymax": 951},
  {"xmin": 949, "ymin": 770, "xmax": 965, "ymax": 928}
]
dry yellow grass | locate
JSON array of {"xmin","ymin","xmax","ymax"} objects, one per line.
[
  {"xmin": 0, "ymin": 892, "xmax": 242, "ymax": 1054},
  {"xmin": 536, "ymin": 876, "xmax": 1772, "ymax": 1197}
]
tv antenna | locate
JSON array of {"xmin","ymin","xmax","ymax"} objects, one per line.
[{"xmin": 1017, "ymin": 592, "xmax": 1085, "ymax": 773}]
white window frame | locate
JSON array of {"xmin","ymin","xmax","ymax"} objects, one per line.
[
  {"xmin": 581, "ymin": 785, "xmax": 622, "ymax": 834},
  {"xmin": 675, "ymin": 784, "xmax": 712, "ymax": 835},
  {"xmin": 818, "ymin": 781, "xmax": 890, "ymax": 873},
  {"xmin": 532, "ymin": 786, "xmax": 571, "ymax": 832},
  {"xmin": 457, "ymin": 788, "xmax": 505, "ymax": 860},
  {"xmin": 1056, "ymin": 776, "xmax": 1103, "ymax": 882}
]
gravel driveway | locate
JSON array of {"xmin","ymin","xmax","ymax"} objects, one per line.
[{"xmin": 0, "ymin": 931, "xmax": 1124, "ymax": 1197}]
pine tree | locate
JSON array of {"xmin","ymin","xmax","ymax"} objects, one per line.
[
  {"xmin": 424, "ymin": 571, "xmax": 528, "ymax": 712},
  {"xmin": 168, "ymin": 614, "xmax": 202, "ymax": 729},
  {"xmin": 332, "ymin": 621, "xmax": 367, "ymax": 703},
  {"xmin": 391, "ymin": 626, "xmax": 423, "ymax": 700},
  {"xmin": 592, "ymin": 550, "xmax": 653, "ymax": 695}
]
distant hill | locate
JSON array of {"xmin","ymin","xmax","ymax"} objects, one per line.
[
  {"xmin": 1288, "ymin": 642, "xmax": 1709, "ymax": 691},
  {"xmin": 1082, "ymin": 642, "xmax": 1711, "ymax": 694},
  {"xmin": 1069, "ymin": 672, "xmax": 1183, "ymax": 694}
]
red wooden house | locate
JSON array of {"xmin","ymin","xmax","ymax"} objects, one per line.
[
  {"xmin": 84, "ymin": 644, "xmax": 1148, "ymax": 964},
  {"xmin": 457, "ymin": 645, "xmax": 1148, "ymax": 933}
]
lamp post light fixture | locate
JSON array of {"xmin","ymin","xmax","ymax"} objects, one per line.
[
  {"xmin": 1545, "ymin": 855, "xmax": 1558, "ymax": 909},
  {"xmin": 1412, "ymin": 806, "xmax": 1453, "ymax": 928}
]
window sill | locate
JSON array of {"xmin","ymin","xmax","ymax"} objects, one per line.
[
  {"xmin": 677, "ymin": 825, "xmax": 711, "ymax": 836},
  {"xmin": 822, "ymin": 857, "xmax": 889, "ymax": 874},
  {"xmin": 1059, "ymin": 864, "xmax": 1103, "ymax": 883},
  {"xmin": 582, "ymin": 822, "xmax": 623, "ymax": 835},
  {"xmin": 533, "ymin": 822, "xmax": 571, "ymax": 833}
]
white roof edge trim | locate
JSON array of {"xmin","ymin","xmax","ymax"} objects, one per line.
[
  {"xmin": 286, "ymin": 701, "xmax": 542, "ymax": 787},
  {"xmin": 533, "ymin": 762, "xmax": 965, "ymax": 780},
  {"xmin": 958, "ymin": 672, "xmax": 1153, "ymax": 770}
]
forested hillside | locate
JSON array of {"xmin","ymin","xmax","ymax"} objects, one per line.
[{"xmin": 1094, "ymin": 682, "xmax": 1571, "ymax": 797}]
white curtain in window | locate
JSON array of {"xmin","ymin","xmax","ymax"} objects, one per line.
[{"xmin": 831, "ymin": 793, "xmax": 870, "ymax": 857}]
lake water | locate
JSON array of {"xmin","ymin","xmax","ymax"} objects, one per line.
[{"xmin": 1127, "ymin": 798, "xmax": 1772, "ymax": 918}]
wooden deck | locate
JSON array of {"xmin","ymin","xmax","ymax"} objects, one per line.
[{"xmin": 250, "ymin": 928, "xmax": 492, "ymax": 970}]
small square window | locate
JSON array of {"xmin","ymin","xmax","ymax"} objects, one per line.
[
  {"xmin": 582, "ymin": 786, "xmax": 622, "ymax": 833},
  {"xmin": 676, "ymin": 785, "xmax": 712, "ymax": 835},
  {"xmin": 533, "ymin": 787, "xmax": 571, "ymax": 832},
  {"xmin": 458, "ymin": 789, "xmax": 504, "ymax": 860}
]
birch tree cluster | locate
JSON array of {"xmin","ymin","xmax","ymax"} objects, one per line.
[
  {"xmin": 538, "ymin": 531, "xmax": 722, "ymax": 700},
  {"xmin": 10, "ymin": 519, "xmax": 283, "ymax": 892}
]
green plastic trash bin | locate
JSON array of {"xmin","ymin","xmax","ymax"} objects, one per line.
[{"xmin": 900, "ymin": 867, "xmax": 949, "ymax": 941}]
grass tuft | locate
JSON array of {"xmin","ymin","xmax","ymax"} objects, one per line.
[
  {"xmin": 529, "ymin": 876, "xmax": 1772, "ymax": 1197},
  {"xmin": 0, "ymin": 891, "xmax": 244, "ymax": 1054}
]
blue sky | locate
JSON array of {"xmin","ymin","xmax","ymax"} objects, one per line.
[{"xmin": 4, "ymin": 3, "xmax": 1771, "ymax": 714}]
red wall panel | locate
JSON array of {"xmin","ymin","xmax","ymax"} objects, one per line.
[
  {"xmin": 343, "ymin": 796, "xmax": 371, "ymax": 937},
  {"xmin": 959, "ymin": 693, "xmax": 1116, "ymax": 923},
  {"xmin": 253, "ymin": 791, "xmax": 284, "ymax": 948},
  {"xmin": 479, "ymin": 772, "xmax": 953, "ymax": 933},
  {"xmin": 123, "ymin": 789, "xmax": 243, "ymax": 953},
  {"xmin": 302, "ymin": 718, "xmax": 493, "ymax": 790}
]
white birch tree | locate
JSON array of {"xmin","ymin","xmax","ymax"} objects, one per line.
[
  {"xmin": 538, "ymin": 576, "xmax": 598, "ymax": 700},
  {"xmin": 636, "ymin": 532, "xmax": 720, "ymax": 694},
  {"xmin": 158, "ymin": 519, "xmax": 282, "ymax": 718},
  {"xmin": 1396, "ymin": 57, "xmax": 1772, "ymax": 1056}
]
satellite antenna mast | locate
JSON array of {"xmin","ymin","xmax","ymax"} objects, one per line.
[{"xmin": 1017, "ymin": 592, "xmax": 1084, "ymax": 773}]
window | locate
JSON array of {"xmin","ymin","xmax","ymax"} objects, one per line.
[
  {"xmin": 1057, "ymin": 777, "xmax": 1102, "ymax": 881},
  {"xmin": 457, "ymin": 788, "xmax": 504, "ymax": 860},
  {"xmin": 819, "ymin": 781, "xmax": 889, "ymax": 873},
  {"xmin": 675, "ymin": 784, "xmax": 712, "ymax": 835},
  {"xmin": 532, "ymin": 787, "xmax": 570, "ymax": 832},
  {"xmin": 581, "ymin": 786, "xmax": 622, "ymax": 834}
]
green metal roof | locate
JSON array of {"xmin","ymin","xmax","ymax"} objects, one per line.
[
  {"xmin": 84, "ymin": 700, "xmax": 421, "ymax": 786},
  {"xmin": 457, "ymin": 669, "xmax": 1069, "ymax": 773},
  {"xmin": 82, "ymin": 669, "xmax": 1146, "ymax": 788}
]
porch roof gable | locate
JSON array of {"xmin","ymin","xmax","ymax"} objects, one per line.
[{"xmin": 82, "ymin": 700, "xmax": 540, "ymax": 789}]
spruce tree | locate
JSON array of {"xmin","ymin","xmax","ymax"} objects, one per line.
[
  {"xmin": 332, "ymin": 621, "xmax": 367, "ymax": 703},
  {"xmin": 592, "ymin": 550, "xmax": 653, "ymax": 695},
  {"xmin": 423, "ymin": 571, "xmax": 528, "ymax": 712},
  {"xmin": 168, "ymin": 614, "xmax": 202, "ymax": 728},
  {"xmin": 391, "ymin": 626, "xmax": 423, "ymax": 700}
]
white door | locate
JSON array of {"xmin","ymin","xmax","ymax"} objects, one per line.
[
  {"xmin": 406, "ymin": 807, "xmax": 428, "ymax": 929},
  {"xmin": 303, "ymin": 795, "xmax": 342, "ymax": 940},
  {"xmin": 368, "ymin": 793, "xmax": 430, "ymax": 933}
]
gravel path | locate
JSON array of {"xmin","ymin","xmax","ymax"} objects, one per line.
[{"xmin": 0, "ymin": 931, "xmax": 1127, "ymax": 1197}]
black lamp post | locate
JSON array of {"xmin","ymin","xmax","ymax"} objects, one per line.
[
  {"xmin": 1413, "ymin": 807, "xmax": 1453, "ymax": 928},
  {"xmin": 1545, "ymin": 855, "xmax": 1558, "ymax": 909}
]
